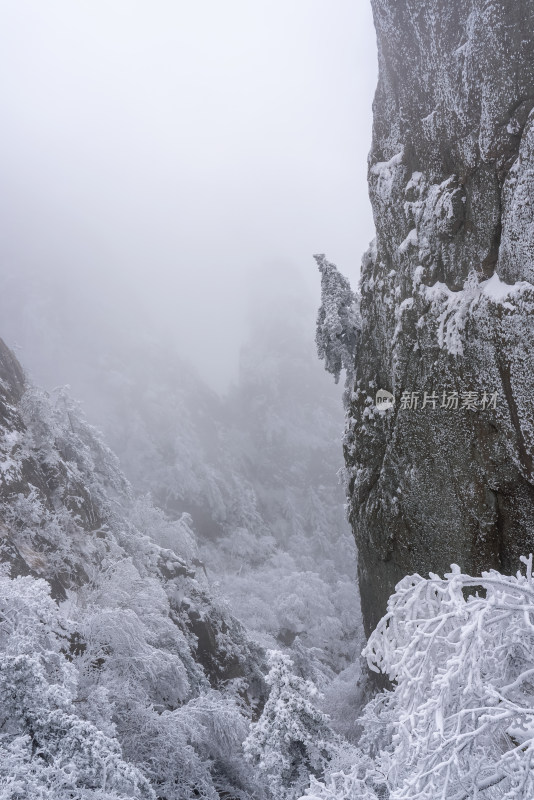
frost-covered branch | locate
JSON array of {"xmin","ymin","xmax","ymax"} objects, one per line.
[
  {"xmin": 305, "ymin": 557, "xmax": 534, "ymax": 799},
  {"xmin": 360, "ymin": 557, "xmax": 534, "ymax": 799}
]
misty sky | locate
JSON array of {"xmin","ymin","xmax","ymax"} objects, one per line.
[{"xmin": 0, "ymin": 1, "xmax": 377, "ymax": 390}]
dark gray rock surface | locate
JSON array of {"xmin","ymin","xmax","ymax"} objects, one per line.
[{"xmin": 349, "ymin": 0, "xmax": 534, "ymax": 636}]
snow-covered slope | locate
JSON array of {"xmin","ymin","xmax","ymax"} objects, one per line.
[
  {"xmin": 0, "ymin": 336, "xmax": 268, "ymax": 799},
  {"xmin": 0, "ymin": 264, "xmax": 364, "ymax": 680}
]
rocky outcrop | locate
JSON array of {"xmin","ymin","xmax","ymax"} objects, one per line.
[
  {"xmin": 0, "ymin": 336, "xmax": 266, "ymax": 700},
  {"xmin": 348, "ymin": 1, "xmax": 534, "ymax": 636}
]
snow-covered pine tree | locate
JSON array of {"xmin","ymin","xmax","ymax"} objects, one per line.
[
  {"xmin": 244, "ymin": 650, "xmax": 341, "ymax": 799},
  {"xmin": 314, "ymin": 254, "xmax": 360, "ymax": 389}
]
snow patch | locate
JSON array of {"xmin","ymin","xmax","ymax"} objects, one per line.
[
  {"xmin": 412, "ymin": 266, "xmax": 424, "ymax": 290},
  {"xmin": 398, "ymin": 228, "xmax": 418, "ymax": 254},
  {"xmin": 419, "ymin": 272, "xmax": 534, "ymax": 355},
  {"xmin": 480, "ymin": 272, "xmax": 532, "ymax": 303},
  {"xmin": 371, "ymin": 150, "xmax": 404, "ymax": 200}
]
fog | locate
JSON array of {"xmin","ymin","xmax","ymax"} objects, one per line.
[
  {"xmin": 0, "ymin": 1, "xmax": 376, "ymax": 391},
  {"xmin": 0, "ymin": 7, "xmax": 379, "ymax": 785}
]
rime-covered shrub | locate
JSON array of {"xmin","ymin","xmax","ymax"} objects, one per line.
[{"xmin": 304, "ymin": 557, "xmax": 534, "ymax": 800}]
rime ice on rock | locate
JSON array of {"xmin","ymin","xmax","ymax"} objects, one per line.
[{"xmin": 318, "ymin": 1, "xmax": 534, "ymax": 638}]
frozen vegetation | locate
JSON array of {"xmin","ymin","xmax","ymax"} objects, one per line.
[
  {"xmin": 3, "ymin": 335, "xmax": 534, "ymax": 798},
  {"xmin": 0, "ymin": 248, "xmax": 533, "ymax": 797},
  {"xmin": 2, "ymin": 0, "xmax": 534, "ymax": 796},
  {"xmin": 0, "ymin": 282, "xmax": 367, "ymax": 798}
]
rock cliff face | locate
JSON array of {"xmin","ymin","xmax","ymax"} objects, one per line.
[{"xmin": 349, "ymin": 0, "xmax": 534, "ymax": 636}]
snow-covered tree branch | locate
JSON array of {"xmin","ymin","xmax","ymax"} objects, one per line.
[{"xmin": 306, "ymin": 557, "xmax": 534, "ymax": 799}]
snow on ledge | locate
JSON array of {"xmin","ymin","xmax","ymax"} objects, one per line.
[
  {"xmin": 480, "ymin": 272, "xmax": 533, "ymax": 303},
  {"xmin": 415, "ymin": 272, "xmax": 534, "ymax": 356},
  {"xmin": 370, "ymin": 150, "xmax": 404, "ymax": 200},
  {"xmin": 398, "ymin": 228, "xmax": 418, "ymax": 254}
]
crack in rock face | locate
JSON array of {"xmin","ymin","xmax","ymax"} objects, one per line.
[{"xmin": 350, "ymin": 0, "xmax": 534, "ymax": 637}]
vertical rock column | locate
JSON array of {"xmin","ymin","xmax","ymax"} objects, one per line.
[{"xmin": 349, "ymin": 0, "xmax": 534, "ymax": 637}]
